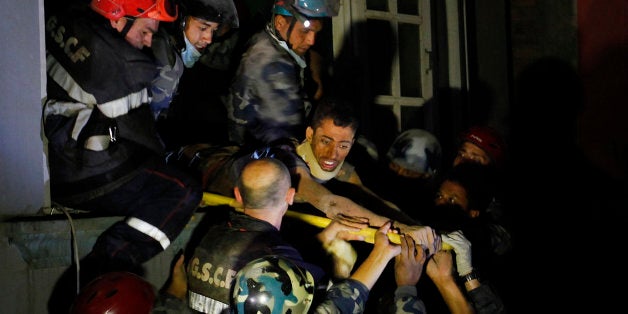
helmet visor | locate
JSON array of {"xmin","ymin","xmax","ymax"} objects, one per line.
[
  {"xmin": 92, "ymin": 0, "xmax": 177, "ymax": 21},
  {"xmin": 142, "ymin": 0, "xmax": 178, "ymax": 22},
  {"xmin": 292, "ymin": 0, "xmax": 339, "ymax": 18}
]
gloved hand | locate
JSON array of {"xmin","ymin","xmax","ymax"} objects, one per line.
[
  {"xmin": 441, "ymin": 230, "xmax": 473, "ymax": 277},
  {"xmin": 318, "ymin": 215, "xmax": 367, "ymax": 279},
  {"xmin": 325, "ymin": 238, "xmax": 357, "ymax": 279}
]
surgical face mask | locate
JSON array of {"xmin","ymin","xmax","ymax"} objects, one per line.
[{"xmin": 181, "ymin": 34, "xmax": 202, "ymax": 68}]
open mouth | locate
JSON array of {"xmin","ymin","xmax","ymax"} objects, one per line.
[{"xmin": 320, "ymin": 159, "xmax": 337, "ymax": 171}]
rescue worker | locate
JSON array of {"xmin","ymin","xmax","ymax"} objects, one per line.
[
  {"xmin": 150, "ymin": 0, "xmax": 240, "ymax": 119},
  {"xmin": 186, "ymin": 158, "xmax": 369, "ymax": 312},
  {"xmin": 44, "ymin": 1, "xmax": 202, "ymax": 312},
  {"xmin": 225, "ymin": 0, "xmax": 340, "ymax": 148}
]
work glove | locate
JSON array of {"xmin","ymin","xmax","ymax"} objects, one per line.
[
  {"xmin": 324, "ymin": 239, "xmax": 357, "ymax": 279},
  {"xmin": 441, "ymin": 230, "xmax": 473, "ymax": 277}
]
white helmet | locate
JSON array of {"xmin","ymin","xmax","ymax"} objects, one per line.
[{"xmin": 387, "ymin": 129, "xmax": 442, "ymax": 175}]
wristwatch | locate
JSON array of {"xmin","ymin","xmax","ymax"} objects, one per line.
[{"xmin": 462, "ymin": 270, "xmax": 480, "ymax": 283}]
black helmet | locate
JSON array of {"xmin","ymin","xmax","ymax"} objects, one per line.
[{"xmin": 182, "ymin": 0, "xmax": 239, "ymax": 35}]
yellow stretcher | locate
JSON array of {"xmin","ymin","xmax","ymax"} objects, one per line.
[{"xmin": 201, "ymin": 192, "xmax": 452, "ymax": 250}]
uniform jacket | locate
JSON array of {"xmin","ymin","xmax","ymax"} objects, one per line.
[
  {"xmin": 186, "ymin": 211, "xmax": 324, "ymax": 312},
  {"xmin": 44, "ymin": 7, "xmax": 163, "ymax": 205},
  {"xmin": 225, "ymin": 24, "xmax": 310, "ymax": 147}
]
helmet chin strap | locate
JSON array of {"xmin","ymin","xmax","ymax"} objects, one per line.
[
  {"xmin": 285, "ymin": 17, "xmax": 297, "ymax": 50},
  {"xmin": 272, "ymin": 12, "xmax": 297, "ymax": 50},
  {"xmin": 268, "ymin": 18, "xmax": 306, "ymax": 68},
  {"xmin": 119, "ymin": 17, "xmax": 135, "ymax": 38}
]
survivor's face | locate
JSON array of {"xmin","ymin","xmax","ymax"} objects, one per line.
[
  {"xmin": 275, "ymin": 15, "xmax": 323, "ymax": 56},
  {"xmin": 306, "ymin": 119, "xmax": 355, "ymax": 172},
  {"xmin": 435, "ymin": 180, "xmax": 469, "ymax": 212},
  {"xmin": 112, "ymin": 17, "xmax": 160, "ymax": 49},
  {"xmin": 453, "ymin": 141, "xmax": 491, "ymax": 166},
  {"xmin": 184, "ymin": 16, "xmax": 220, "ymax": 51}
]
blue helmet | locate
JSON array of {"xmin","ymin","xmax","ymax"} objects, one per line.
[
  {"xmin": 232, "ymin": 256, "xmax": 315, "ymax": 314},
  {"xmin": 272, "ymin": 0, "xmax": 340, "ymax": 18}
]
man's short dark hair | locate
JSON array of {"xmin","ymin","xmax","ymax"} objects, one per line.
[{"xmin": 309, "ymin": 97, "xmax": 359, "ymax": 132}]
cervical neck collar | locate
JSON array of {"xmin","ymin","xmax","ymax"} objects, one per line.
[{"xmin": 296, "ymin": 141, "xmax": 342, "ymax": 182}]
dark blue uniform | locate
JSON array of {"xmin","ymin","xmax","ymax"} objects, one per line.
[
  {"xmin": 44, "ymin": 5, "xmax": 201, "ymax": 275},
  {"xmin": 186, "ymin": 211, "xmax": 324, "ymax": 312}
]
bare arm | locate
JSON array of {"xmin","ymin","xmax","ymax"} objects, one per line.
[
  {"xmin": 292, "ymin": 166, "xmax": 441, "ymax": 256},
  {"xmin": 164, "ymin": 254, "xmax": 187, "ymax": 300},
  {"xmin": 308, "ymin": 49, "xmax": 324, "ymax": 101},
  {"xmin": 349, "ymin": 221, "xmax": 401, "ymax": 289},
  {"xmin": 426, "ymin": 251, "xmax": 475, "ymax": 314},
  {"xmin": 293, "ymin": 166, "xmax": 392, "ymax": 227}
]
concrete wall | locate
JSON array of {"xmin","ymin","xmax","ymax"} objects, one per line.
[
  {"xmin": 0, "ymin": 212, "xmax": 204, "ymax": 313},
  {"xmin": 0, "ymin": 0, "xmax": 48, "ymax": 217}
]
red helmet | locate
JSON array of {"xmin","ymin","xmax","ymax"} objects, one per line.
[
  {"xmin": 70, "ymin": 272, "xmax": 156, "ymax": 314},
  {"xmin": 459, "ymin": 126, "xmax": 506, "ymax": 167},
  {"xmin": 91, "ymin": 0, "xmax": 178, "ymax": 22}
]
